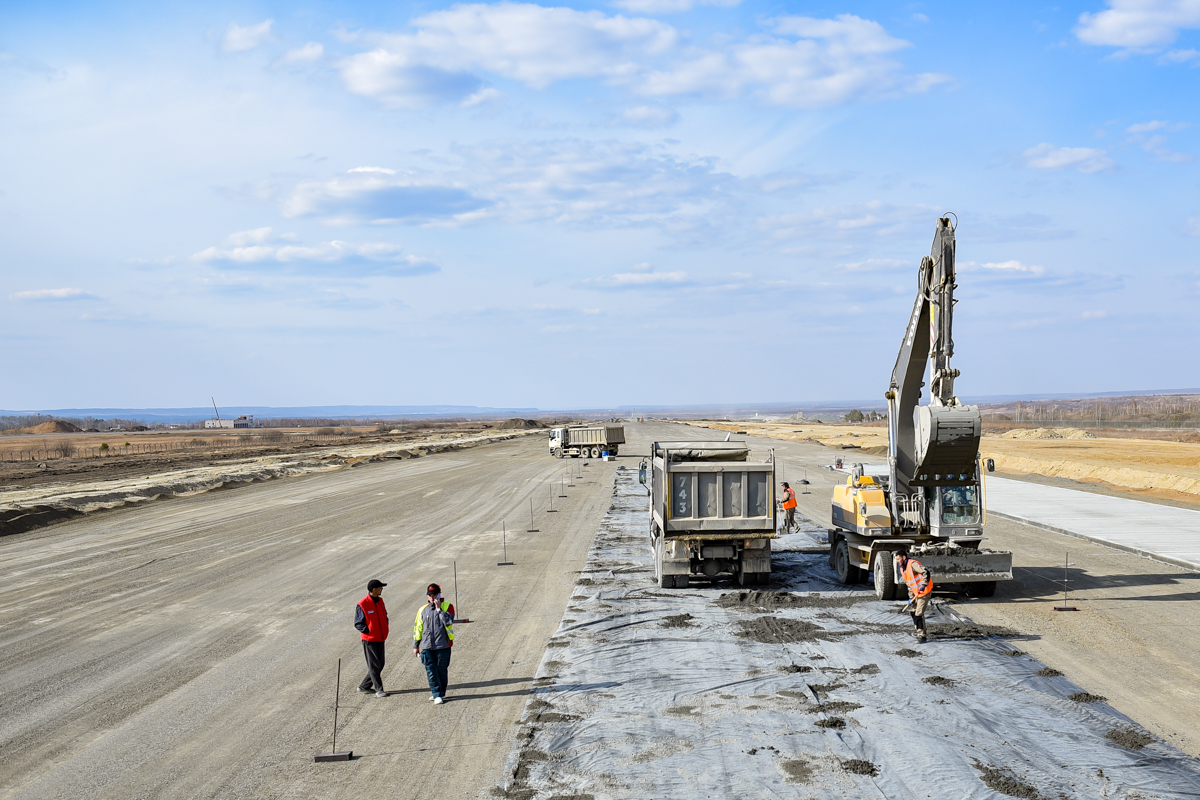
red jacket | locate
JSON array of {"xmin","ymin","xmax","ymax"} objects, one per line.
[{"xmin": 357, "ymin": 595, "xmax": 389, "ymax": 642}]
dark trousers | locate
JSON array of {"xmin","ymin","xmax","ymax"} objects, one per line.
[
  {"xmin": 420, "ymin": 648, "xmax": 451, "ymax": 698},
  {"xmin": 359, "ymin": 641, "xmax": 386, "ymax": 691}
]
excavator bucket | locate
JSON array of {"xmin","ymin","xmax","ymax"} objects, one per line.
[{"xmin": 911, "ymin": 405, "xmax": 981, "ymax": 486}]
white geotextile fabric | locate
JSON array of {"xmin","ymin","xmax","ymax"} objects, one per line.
[{"xmin": 498, "ymin": 471, "xmax": 1200, "ymax": 799}]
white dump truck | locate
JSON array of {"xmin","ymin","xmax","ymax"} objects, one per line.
[
  {"xmin": 643, "ymin": 440, "xmax": 777, "ymax": 588},
  {"xmin": 548, "ymin": 424, "xmax": 625, "ymax": 458}
]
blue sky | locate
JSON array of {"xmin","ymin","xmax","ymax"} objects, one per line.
[{"xmin": 2, "ymin": 1, "xmax": 1197, "ymax": 410}]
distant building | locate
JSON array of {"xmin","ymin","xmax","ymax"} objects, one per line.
[{"xmin": 204, "ymin": 414, "xmax": 254, "ymax": 429}]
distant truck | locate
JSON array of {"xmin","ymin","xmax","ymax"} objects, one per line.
[
  {"xmin": 548, "ymin": 424, "xmax": 625, "ymax": 458},
  {"xmin": 644, "ymin": 440, "xmax": 777, "ymax": 588}
]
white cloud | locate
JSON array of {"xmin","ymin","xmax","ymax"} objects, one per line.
[
  {"xmin": 12, "ymin": 287, "xmax": 94, "ymax": 300},
  {"xmin": 638, "ymin": 14, "xmax": 951, "ymax": 107},
  {"xmin": 1161, "ymin": 47, "xmax": 1200, "ymax": 61},
  {"xmin": 1022, "ymin": 143, "xmax": 1116, "ymax": 173},
  {"xmin": 337, "ymin": 5, "xmax": 947, "ymax": 109},
  {"xmin": 276, "ymin": 42, "xmax": 324, "ymax": 66},
  {"xmin": 593, "ymin": 269, "xmax": 688, "ymax": 286},
  {"xmin": 192, "ymin": 232, "xmax": 437, "ymax": 276},
  {"xmin": 1185, "ymin": 214, "xmax": 1200, "ymax": 235},
  {"xmin": 611, "ymin": 0, "xmax": 739, "ymax": 14},
  {"xmin": 1127, "ymin": 119, "xmax": 1170, "ymax": 132},
  {"xmin": 618, "ymin": 105, "xmax": 679, "ymax": 127},
  {"xmin": 223, "ymin": 20, "xmax": 274, "ymax": 53},
  {"xmin": 964, "ymin": 259, "xmax": 1047, "ymax": 277},
  {"xmin": 1076, "ymin": 0, "xmax": 1200, "ymax": 48},
  {"xmin": 339, "ymin": 4, "xmax": 677, "ymax": 107},
  {"xmin": 1082, "ymin": 309, "xmax": 1109, "ymax": 318},
  {"xmin": 283, "ymin": 169, "xmax": 488, "ymax": 224}
]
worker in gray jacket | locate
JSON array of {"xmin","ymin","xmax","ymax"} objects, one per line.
[{"xmin": 413, "ymin": 582, "xmax": 455, "ymax": 704}]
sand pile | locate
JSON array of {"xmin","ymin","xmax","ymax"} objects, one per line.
[
  {"xmin": 8, "ymin": 420, "xmax": 82, "ymax": 434},
  {"xmin": 997, "ymin": 427, "xmax": 1096, "ymax": 440}
]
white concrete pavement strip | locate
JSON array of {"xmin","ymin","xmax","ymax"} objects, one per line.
[
  {"xmin": 495, "ymin": 470, "xmax": 1200, "ymax": 799},
  {"xmin": 986, "ymin": 477, "xmax": 1200, "ymax": 572}
]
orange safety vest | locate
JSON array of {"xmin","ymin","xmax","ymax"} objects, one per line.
[
  {"xmin": 782, "ymin": 488, "xmax": 797, "ymax": 509},
  {"xmin": 903, "ymin": 560, "xmax": 932, "ymax": 598}
]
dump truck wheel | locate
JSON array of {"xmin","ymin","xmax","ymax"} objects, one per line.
[
  {"xmin": 835, "ymin": 541, "xmax": 857, "ymax": 585},
  {"xmin": 966, "ymin": 581, "xmax": 997, "ymax": 598},
  {"xmin": 873, "ymin": 554, "xmax": 899, "ymax": 601},
  {"xmin": 757, "ymin": 573, "xmax": 770, "ymax": 586},
  {"xmin": 828, "ymin": 536, "xmax": 839, "ymax": 569},
  {"xmin": 675, "ymin": 574, "xmax": 689, "ymax": 589},
  {"xmin": 554, "ymin": 447, "xmax": 564, "ymax": 459}
]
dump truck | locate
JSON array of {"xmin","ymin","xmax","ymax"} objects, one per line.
[
  {"xmin": 548, "ymin": 424, "xmax": 625, "ymax": 458},
  {"xmin": 828, "ymin": 216, "xmax": 1014, "ymax": 599},
  {"xmin": 644, "ymin": 440, "xmax": 776, "ymax": 588}
]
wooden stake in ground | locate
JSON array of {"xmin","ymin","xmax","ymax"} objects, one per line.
[
  {"xmin": 527, "ymin": 498, "xmax": 539, "ymax": 532},
  {"xmin": 547, "ymin": 484, "xmax": 558, "ymax": 512},
  {"xmin": 314, "ymin": 658, "xmax": 352, "ymax": 762}
]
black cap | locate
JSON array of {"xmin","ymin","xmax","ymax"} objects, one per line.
[
  {"xmin": 782, "ymin": 482, "xmax": 790, "ymax": 488},
  {"xmin": 427, "ymin": 583, "xmax": 441, "ymax": 595},
  {"xmin": 367, "ymin": 579, "xmax": 387, "ymax": 591}
]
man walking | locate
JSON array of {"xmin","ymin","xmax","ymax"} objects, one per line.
[
  {"xmin": 355, "ymin": 579, "xmax": 389, "ymax": 697},
  {"xmin": 895, "ymin": 552, "xmax": 932, "ymax": 643},
  {"xmin": 413, "ymin": 583, "xmax": 455, "ymax": 704},
  {"xmin": 780, "ymin": 482, "xmax": 797, "ymax": 532}
]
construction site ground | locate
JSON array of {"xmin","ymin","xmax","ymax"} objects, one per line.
[{"xmin": 2, "ymin": 421, "xmax": 1200, "ymax": 798}]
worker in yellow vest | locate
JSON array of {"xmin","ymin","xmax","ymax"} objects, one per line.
[
  {"xmin": 780, "ymin": 482, "xmax": 797, "ymax": 531},
  {"xmin": 895, "ymin": 551, "xmax": 932, "ymax": 643}
]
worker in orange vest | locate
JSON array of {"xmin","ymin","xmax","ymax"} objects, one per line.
[
  {"xmin": 780, "ymin": 482, "xmax": 798, "ymax": 531},
  {"xmin": 895, "ymin": 551, "xmax": 932, "ymax": 643}
]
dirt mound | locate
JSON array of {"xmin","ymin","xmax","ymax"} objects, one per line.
[
  {"xmin": 894, "ymin": 648, "xmax": 923, "ymax": 658},
  {"xmin": 717, "ymin": 590, "xmax": 864, "ymax": 611},
  {"xmin": 815, "ymin": 717, "xmax": 844, "ymax": 729},
  {"xmin": 927, "ymin": 623, "xmax": 1018, "ymax": 640},
  {"xmin": 1106, "ymin": 726, "xmax": 1154, "ymax": 750},
  {"xmin": 841, "ymin": 760, "xmax": 878, "ymax": 776},
  {"xmin": 923, "ymin": 675, "xmax": 957, "ymax": 687},
  {"xmin": 1035, "ymin": 667, "xmax": 1063, "ymax": 677},
  {"xmin": 494, "ymin": 419, "xmax": 544, "ymax": 429},
  {"xmin": 660, "ymin": 613, "xmax": 697, "ymax": 628},
  {"xmin": 1069, "ymin": 692, "xmax": 1107, "ymax": 703},
  {"xmin": 972, "ymin": 760, "xmax": 1044, "ymax": 798},
  {"xmin": 737, "ymin": 617, "xmax": 826, "ymax": 643},
  {"xmin": 997, "ymin": 427, "xmax": 1096, "ymax": 440},
  {"xmin": 10, "ymin": 420, "xmax": 82, "ymax": 434}
]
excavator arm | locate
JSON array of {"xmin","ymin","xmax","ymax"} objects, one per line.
[{"xmin": 886, "ymin": 217, "xmax": 982, "ymax": 525}]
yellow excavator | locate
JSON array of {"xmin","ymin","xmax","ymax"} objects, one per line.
[{"xmin": 829, "ymin": 216, "xmax": 1014, "ymax": 600}]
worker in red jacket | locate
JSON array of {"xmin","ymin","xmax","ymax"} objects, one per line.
[{"xmin": 354, "ymin": 579, "xmax": 389, "ymax": 697}]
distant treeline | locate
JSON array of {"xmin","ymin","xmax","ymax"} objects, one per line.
[{"xmin": 981, "ymin": 395, "xmax": 1200, "ymax": 427}]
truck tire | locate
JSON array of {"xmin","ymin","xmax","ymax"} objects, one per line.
[
  {"xmin": 873, "ymin": 554, "xmax": 899, "ymax": 601},
  {"xmin": 554, "ymin": 447, "xmax": 564, "ymax": 459},
  {"xmin": 610, "ymin": 446, "xmax": 618, "ymax": 456},
  {"xmin": 835, "ymin": 540, "xmax": 859, "ymax": 585},
  {"xmin": 966, "ymin": 581, "xmax": 997, "ymax": 598},
  {"xmin": 591, "ymin": 446, "xmax": 601, "ymax": 458},
  {"xmin": 675, "ymin": 574, "xmax": 689, "ymax": 589},
  {"xmin": 828, "ymin": 535, "xmax": 839, "ymax": 569}
]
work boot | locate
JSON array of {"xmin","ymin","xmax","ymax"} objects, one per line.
[
  {"xmin": 356, "ymin": 687, "xmax": 371, "ymax": 693},
  {"xmin": 917, "ymin": 633, "xmax": 927, "ymax": 643}
]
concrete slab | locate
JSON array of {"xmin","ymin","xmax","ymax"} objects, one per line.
[{"xmin": 986, "ymin": 476, "xmax": 1200, "ymax": 572}]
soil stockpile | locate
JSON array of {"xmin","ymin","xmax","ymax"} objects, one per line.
[
  {"xmin": 494, "ymin": 419, "xmax": 544, "ymax": 429},
  {"xmin": 717, "ymin": 590, "xmax": 865, "ymax": 611},
  {"xmin": 972, "ymin": 761, "xmax": 1045, "ymax": 799},
  {"xmin": 1106, "ymin": 727, "xmax": 1154, "ymax": 750},
  {"xmin": 998, "ymin": 427, "xmax": 1096, "ymax": 440}
]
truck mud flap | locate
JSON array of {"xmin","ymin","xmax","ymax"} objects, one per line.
[{"xmin": 918, "ymin": 552, "xmax": 1013, "ymax": 583}]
